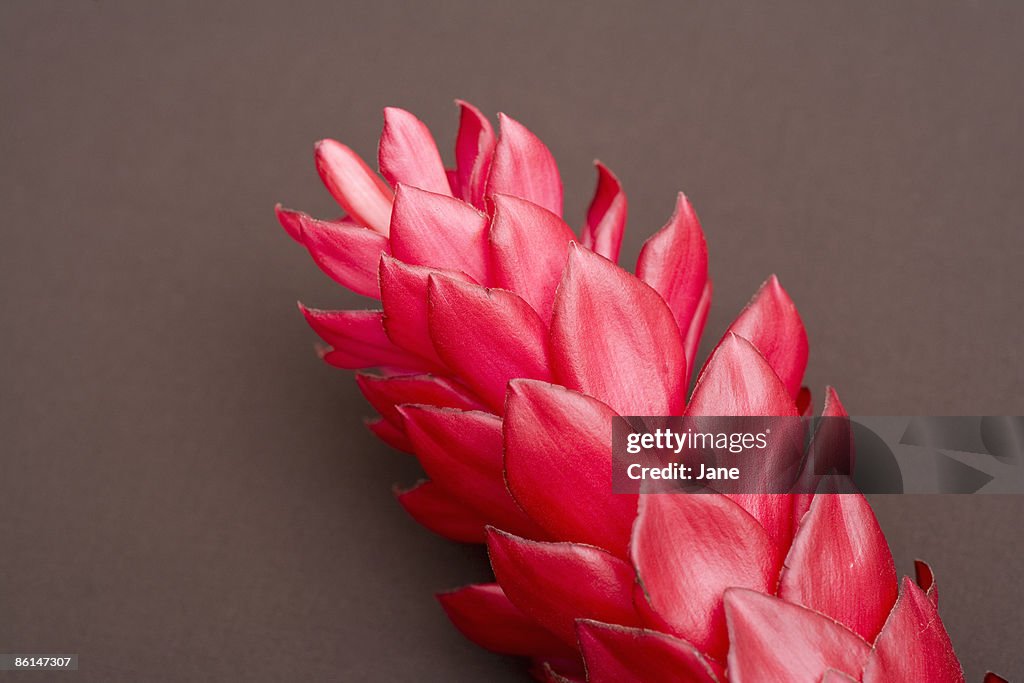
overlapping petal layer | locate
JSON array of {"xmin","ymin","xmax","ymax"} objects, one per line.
[{"xmin": 278, "ymin": 103, "xmax": 980, "ymax": 682}]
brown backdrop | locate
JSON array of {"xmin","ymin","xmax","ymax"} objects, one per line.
[{"xmin": 1, "ymin": 1, "xmax": 1022, "ymax": 680}]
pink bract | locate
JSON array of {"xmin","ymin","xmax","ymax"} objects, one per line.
[{"xmin": 278, "ymin": 102, "xmax": 984, "ymax": 682}]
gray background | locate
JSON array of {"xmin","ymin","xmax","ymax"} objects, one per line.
[{"xmin": 1, "ymin": 1, "xmax": 1021, "ymax": 680}]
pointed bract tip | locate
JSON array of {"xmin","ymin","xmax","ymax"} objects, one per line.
[
  {"xmin": 455, "ymin": 98, "xmax": 482, "ymax": 113},
  {"xmin": 496, "ymin": 111, "xmax": 524, "ymax": 133},
  {"xmin": 821, "ymin": 385, "xmax": 847, "ymax": 417},
  {"xmin": 275, "ymin": 204, "xmax": 305, "ymax": 242},
  {"xmin": 381, "ymin": 105, "xmax": 414, "ymax": 123},
  {"xmin": 394, "ymin": 402, "xmax": 436, "ymax": 425},
  {"xmin": 749, "ymin": 273, "xmax": 798, "ymax": 311},
  {"xmin": 914, "ymin": 559, "xmax": 936, "ymax": 590},
  {"xmin": 593, "ymin": 160, "xmax": 624, "ymax": 186},
  {"xmin": 313, "ymin": 138, "xmax": 339, "ymax": 157}
]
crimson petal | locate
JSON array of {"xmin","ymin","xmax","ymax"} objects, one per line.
[
  {"xmin": 399, "ymin": 405, "xmax": 542, "ymax": 538},
  {"xmin": 779, "ymin": 493, "xmax": 898, "ymax": 642},
  {"xmin": 378, "ymin": 254, "xmax": 474, "ymax": 367},
  {"xmin": 378, "ymin": 107, "xmax": 451, "ymax": 196},
  {"xmin": 687, "ymin": 333, "xmax": 799, "ymax": 549},
  {"xmin": 821, "ymin": 671, "xmax": 859, "ymax": 683},
  {"xmin": 453, "ymin": 100, "xmax": 496, "ymax": 208},
  {"xmin": 427, "ymin": 275, "xmax": 551, "ymax": 412},
  {"xmin": 355, "ymin": 373, "xmax": 480, "ymax": 427},
  {"xmin": 275, "ymin": 202, "xmax": 304, "ymax": 242},
  {"xmin": 365, "ymin": 416, "xmax": 412, "ymax": 452},
  {"xmin": 298, "ymin": 305, "xmax": 424, "ymax": 371},
  {"xmin": 489, "ymin": 194, "xmax": 575, "ymax": 321},
  {"xmin": 504, "ymin": 380, "xmax": 635, "ymax": 557},
  {"xmin": 915, "ymin": 559, "xmax": 940, "ymax": 607},
  {"xmin": 486, "ymin": 113, "xmax": 562, "ymax": 215},
  {"xmin": 683, "ymin": 280, "xmax": 712, "ymax": 387},
  {"xmin": 581, "ymin": 162, "xmax": 627, "ymax": 263},
  {"xmin": 724, "ymin": 589, "xmax": 870, "ymax": 683},
  {"xmin": 437, "ymin": 583, "xmax": 573, "ymax": 659},
  {"xmin": 636, "ymin": 193, "xmax": 708, "ymax": 342},
  {"xmin": 314, "ymin": 139, "xmax": 394, "ymax": 233},
  {"xmin": 576, "ymin": 620, "xmax": 723, "ymax": 683},
  {"xmin": 486, "ymin": 529, "xmax": 641, "ymax": 646},
  {"xmin": 395, "ymin": 480, "xmax": 487, "ymax": 543},
  {"xmin": 630, "ymin": 495, "xmax": 777, "ymax": 658},
  {"xmin": 689, "ymin": 332, "xmax": 798, "ymax": 418},
  {"xmin": 725, "ymin": 275, "xmax": 809, "ymax": 398},
  {"xmin": 278, "ymin": 208, "xmax": 389, "ymax": 298},
  {"xmin": 533, "ymin": 662, "xmax": 585, "ymax": 683},
  {"xmin": 389, "ymin": 184, "xmax": 490, "ymax": 283},
  {"xmin": 861, "ymin": 578, "xmax": 964, "ymax": 683},
  {"xmin": 550, "ymin": 244, "xmax": 687, "ymax": 415},
  {"xmin": 793, "ymin": 386, "xmax": 851, "ymax": 520}
]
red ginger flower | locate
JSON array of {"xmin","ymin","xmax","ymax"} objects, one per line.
[{"xmin": 278, "ymin": 103, "xmax": 985, "ymax": 682}]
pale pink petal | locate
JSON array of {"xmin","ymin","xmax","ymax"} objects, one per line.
[
  {"xmin": 636, "ymin": 193, "xmax": 708, "ymax": 340},
  {"xmin": 779, "ymin": 493, "xmax": 898, "ymax": 642},
  {"xmin": 486, "ymin": 529, "xmax": 641, "ymax": 646},
  {"xmin": 862, "ymin": 578, "xmax": 964, "ymax": 683},
  {"xmin": 378, "ymin": 107, "xmax": 451, "ymax": 196},
  {"xmin": 427, "ymin": 275, "xmax": 551, "ymax": 412},
  {"xmin": 453, "ymin": 100, "xmax": 496, "ymax": 208},
  {"xmin": 726, "ymin": 275, "xmax": 809, "ymax": 398},
  {"xmin": 314, "ymin": 139, "xmax": 394, "ymax": 233},
  {"xmin": 486, "ymin": 113, "xmax": 562, "ymax": 215},
  {"xmin": 488, "ymin": 194, "xmax": 575, "ymax": 321},
  {"xmin": 725, "ymin": 589, "xmax": 870, "ymax": 683},
  {"xmin": 504, "ymin": 380, "xmax": 636, "ymax": 558},
  {"xmin": 389, "ymin": 184, "xmax": 490, "ymax": 283},
  {"xmin": 550, "ymin": 244, "xmax": 687, "ymax": 415},
  {"xmin": 631, "ymin": 495, "xmax": 778, "ymax": 658},
  {"xmin": 581, "ymin": 162, "xmax": 627, "ymax": 263}
]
